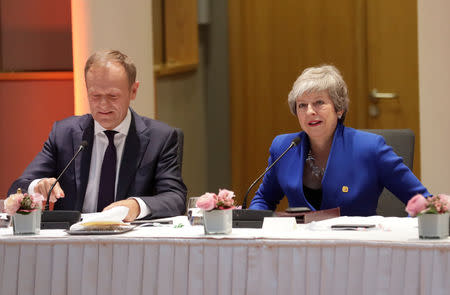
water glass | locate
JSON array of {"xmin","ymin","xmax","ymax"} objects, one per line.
[
  {"xmin": 186, "ymin": 197, "xmax": 203, "ymax": 225},
  {"xmin": 0, "ymin": 199, "xmax": 12, "ymax": 228}
]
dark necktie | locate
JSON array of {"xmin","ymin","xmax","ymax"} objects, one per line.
[{"xmin": 97, "ymin": 130, "xmax": 118, "ymax": 212}]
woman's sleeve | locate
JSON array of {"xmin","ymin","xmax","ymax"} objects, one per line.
[{"xmin": 375, "ymin": 136, "xmax": 430, "ymax": 204}]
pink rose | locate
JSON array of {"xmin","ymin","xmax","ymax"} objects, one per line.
[
  {"xmin": 436, "ymin": 194, "xmax": 450, "ymax": 213},
  {"xmin": 30, "ymin": 193, "xmax": 44, "ymax": 209},
  {"xmin": 217, "ymin": 189, "xmax": 235, "ymax": 209},
  {"xmin": 405, "ymin": 194, "xmax": 428, "ymax": 216},
  {"xmin": 218, "ymin": 189, "xmax": 234, "ymax": 199},
  {"xmin": 437, "ymin": 194, "xmax": 450, "ymax": 206},
  {"xmin": 196, "ymin": 193, "xmax": 217, "ymax": 211},
  {"xmin": 4, "ymin": 193, "xmax": 24, "ymax": 215}
]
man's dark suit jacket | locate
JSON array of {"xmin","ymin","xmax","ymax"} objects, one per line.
[{"xmin": 8, "ymin": 109, "xmax": 187, "ymax": 218}]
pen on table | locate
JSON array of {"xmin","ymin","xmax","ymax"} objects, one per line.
[{"xmin": 134, "ymin": 222, "xmax": 184, "ymax": 228}]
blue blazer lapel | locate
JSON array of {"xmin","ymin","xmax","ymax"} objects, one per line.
[
  {"xmin": 116, "ymin": 110, "xmax": 151, "ymax": 200},
  {"xmin": 274, "ymin": 132, "xmax": 308, "ymax": 208},
  {"xmin": 295, "ymin": 133, "xmax": 309, "ymax": 205},
  {"xmin": 74, "ymin": 116, "xmax": 94, "ymax": 211},
  {"xmin": 321, "ymin": 123, "xmax": 345, "ymax": 207}
]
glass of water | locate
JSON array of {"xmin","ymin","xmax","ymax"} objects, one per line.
[
  {"xmin": 186, "ymin": 197, "xmax": 203, "ymax": 226},
  {"xmin": 0, "ymin": 199, "xmax": 12, "ymax": 228}
]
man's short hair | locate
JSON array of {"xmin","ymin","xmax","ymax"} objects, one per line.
[{"xmin": 84, "ymin": 50, "xmax": 137, "ymax": 88}]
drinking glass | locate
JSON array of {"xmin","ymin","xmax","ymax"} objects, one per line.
[
  {"xmin": 0, "ymin": 199, "xmax": 12, "ymax": 228},
  {"xmin": 186, "ymin": 197, "xmax": 203, "ymax": 225}
]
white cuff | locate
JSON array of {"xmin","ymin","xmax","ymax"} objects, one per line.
[
  {"xmin": 28, "ymin": 179, "xmax": 42, "ymax": 194},
  {"xmin": 131, "ymin": 197, "xmax": 151, "ymax": 219}
]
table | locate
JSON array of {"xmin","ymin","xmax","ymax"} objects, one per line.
[{"xmin": 1, "ymin": 216, "xmax": 449, "ymax": 295}]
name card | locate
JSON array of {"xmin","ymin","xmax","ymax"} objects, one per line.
[{"xmin": 262, "ymin": 217, "xmax": 297, "ymax": 233}]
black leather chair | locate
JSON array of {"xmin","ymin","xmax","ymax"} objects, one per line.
[{"xmin": 361, "ymin": 129, "xmax": 415, "ymax": 217}]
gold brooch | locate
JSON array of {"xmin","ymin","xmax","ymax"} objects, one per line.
[{"xmin": 342, "ymin": 186, "xmax": 349, "ymax": 193}]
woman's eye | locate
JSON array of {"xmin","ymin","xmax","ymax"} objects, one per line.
[
  {"xmin": 315, "ymin": 100, "xmax": 324, "ymax": 106},
  {"xmin": 297, "ymin": 103, "xmax": 307, "ymax": 109}
]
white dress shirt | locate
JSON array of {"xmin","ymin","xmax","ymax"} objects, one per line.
[{"xmin": 29, "ymin": 109, "xmax": 150, "ymax": 219}]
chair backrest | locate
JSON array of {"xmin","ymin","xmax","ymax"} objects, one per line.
[
  {"xmin": 361, "ymin": 129, "xmax": 415, "ymax": 217},
  {"xmin": 175, "ymin": 128, "xmax": 184, "ymax": 171}
]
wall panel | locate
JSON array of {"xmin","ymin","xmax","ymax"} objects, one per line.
[{"xmin": 0, "ymin": 80, "xmax": 74, "ymax": 196}]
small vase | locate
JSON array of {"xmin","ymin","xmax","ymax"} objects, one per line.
[
  {"xmin": 203, "ymin": 209, "xmax": 232, "ymax": 235},
  {"xmin": 13, "ymin": 210, "xmax": 41, "ymax": 235},
  {"xmin": 418, "ymin": 213, "xmax": 449, "ymax": 239}
]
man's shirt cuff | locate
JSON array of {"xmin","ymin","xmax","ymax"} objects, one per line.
[
  {"xmin": 28, "ymin": 179, "xmax": 42, "ymax": 195},
  {"xmin": 132, "ymin": 197, "xmax": 151, "ymax": 219}
]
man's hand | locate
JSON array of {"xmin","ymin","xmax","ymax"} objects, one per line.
[
  {"xmin": 34, "ymin": 178, "xmax": 65, "ymax": 203},
  {"xmin": 103, "ymin": 199, "xmax": 140, "ymax": 222}
]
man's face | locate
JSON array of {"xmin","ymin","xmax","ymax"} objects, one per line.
[{"xmin": 86, "ymin": 62, "xmax": 138, "ymax": 130}]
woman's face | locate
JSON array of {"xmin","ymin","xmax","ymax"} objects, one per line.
[{"xmin": 296, "ymin": 90, "xmax": 343, "ymax": 143}]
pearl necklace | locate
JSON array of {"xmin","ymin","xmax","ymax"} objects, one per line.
[{"xmin": 306, "ymin": 150, "xmax": 324, "ymax": 178}]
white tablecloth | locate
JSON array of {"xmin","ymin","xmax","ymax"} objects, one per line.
[{"xmin": 0, "ymin": 216, "xmax": 449, "ymax": 295}]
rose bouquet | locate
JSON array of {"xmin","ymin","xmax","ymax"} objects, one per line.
[
  {"xmin": 4, "ymin": 188, "xmax": 44, "ymax": 216},
  {"xmin": 406, "ymin": 194, "xmax": 450, "ymax": 239},
  {"xmin": 196, "ymin": 189, "xmax": 235, "ymax": 211},
  {"xmin": 196, "ymin": 189, "xmax": 235, "ymax": 235},
  {"xmin": 405, "ymin": 194, "xmax": 450, "ymax": 217}
]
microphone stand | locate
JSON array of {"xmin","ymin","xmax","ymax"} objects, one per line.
[
  {"xmin": 45, "ymin": 142, "xmax": 87, "ymax": 210},
  {"xmin": 41, "ymin": 141, "xmax": 88, "ymax": 229},
  {"xmin": 233, "ymin": 137, "xmax": 301, "ymax": 228}
]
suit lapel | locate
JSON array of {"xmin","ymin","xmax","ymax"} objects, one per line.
[
  {"xmin": 74, "ymin": 117, "xmax": 94, "ymax": 211},
  {"xmin": 321, "ymin": 123, "xmax": 345, "ymax": 206},
  {"xmin": 116, "ymin": 111, "xmax": 150, "ymax": 200},
  {"xmin": 296, "ymin": 133, "xmax": 308, "ymax": 200}
]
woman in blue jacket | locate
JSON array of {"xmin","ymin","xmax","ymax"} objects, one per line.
[{"xmin": 249, "ymin": 65, "xmax": 429, "ymax": 216}]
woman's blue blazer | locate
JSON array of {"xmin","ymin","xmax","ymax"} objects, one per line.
[{"xmin": 249, "ymin": 123, "xmax": 430, "ymax": 216}]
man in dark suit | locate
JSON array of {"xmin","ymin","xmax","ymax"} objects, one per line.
[{"xmin": 8, "ymin": 50, "xmax": 187, "ymax": 221}]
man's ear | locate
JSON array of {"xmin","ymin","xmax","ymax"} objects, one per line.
[{"xmin": 130, "ymin": 81, "xmax": 139, "ymax": 100}]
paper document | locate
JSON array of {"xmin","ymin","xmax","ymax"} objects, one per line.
[{"xmin": 70, "ymin": 206, "xmax": 129, "ymax": 230}]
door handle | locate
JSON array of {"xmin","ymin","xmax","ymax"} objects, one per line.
[
  {"xmin": 369, "ymin": 89, "xmax": 398, "ymax": 101},
  {"xmin": 368, "ymin": 89, "xmax": 399, "ymax": 117}
]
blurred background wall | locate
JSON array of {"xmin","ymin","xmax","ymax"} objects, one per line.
[
  {"xmin": 418, "ymin": 0, "xmax": 450, "ymax": 194},
  {"xmin": 0, "ymin": 0, "xmax": 74, "ymax": 196},
  {"xmin": 0, "ymin": 0, "xmax": 448, "ymax": 204}
]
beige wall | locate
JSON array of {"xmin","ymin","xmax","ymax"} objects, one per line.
[
  {"xmin": 156, "ymin": 64, "xmax": 208, "ymax": 197},
  {"xmin": 156, "ymin": 2, "xmax": 230, "ymax": 198},
  {"xmin": 71, "ymin": 0, "xmax": 154, "ymax": 118},
  {"xmin": 418, "ymin": 0, "xmax": 450, "ymax": 194},
  {"xmin": 70, "ymin": 1, "xmax": 229, "ymax": 198}
]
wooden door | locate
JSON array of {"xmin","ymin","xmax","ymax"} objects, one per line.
[
  {"xmin": 366, "ymin": 0, "xmax": 421, "ymax": 175},
  {"xmin": 228, "ymin": 0, "xmax": 420, "ymax": 209}
]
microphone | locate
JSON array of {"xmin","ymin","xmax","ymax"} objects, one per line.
[
  {"xmin": 242, "ymin": 136, "xmax": 301, "ymax": 209},
  {"xmin": 45, "ymin": 140, "xmax": 88, "ymax": 210},
  {"xmin": 233, "ymin": 136, "xmax": 301, "ymax": 228}
]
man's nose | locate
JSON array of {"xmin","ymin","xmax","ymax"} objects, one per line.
[{"xmin": 99, "ymin": 96, "xmax": 110, "ymax": 106}]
